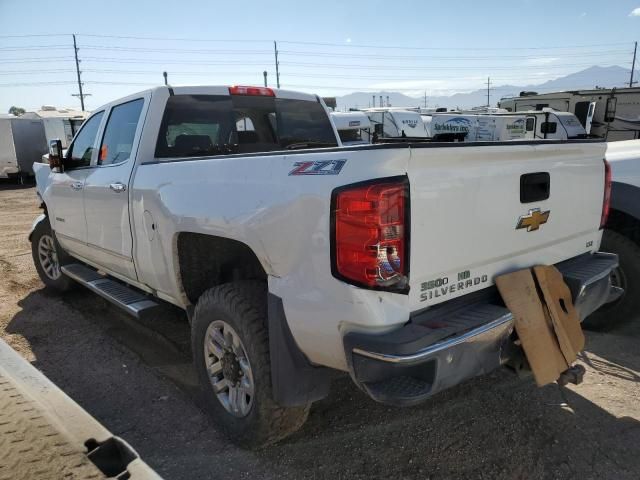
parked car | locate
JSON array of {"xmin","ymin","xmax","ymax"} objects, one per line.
[{"xmin": 31, "ymin": 85, "xmax": 617, "ymax": 447}]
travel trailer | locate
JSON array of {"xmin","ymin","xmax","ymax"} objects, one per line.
[
  {"xmin": 420, "ymin": 110, "xmax": 586, "ymax": 142},
  {"xmin": 360, "ymin": 108, "xmax": 429, "ymax": 140},
  {"xmin": 498, "ymin": 87, "xmax": 640, "ymax": 141},
  {"xmin": 330, "ymin": 111, "xmax": 371, "ymax": 145},
  {"xmin": 22, "ymin": 106, "xmax": 87, "ymax": 147}
]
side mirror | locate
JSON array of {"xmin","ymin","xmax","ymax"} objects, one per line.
[{"xmin": 48, "ymin": 139, "xmax": 63, "ymax": 171}]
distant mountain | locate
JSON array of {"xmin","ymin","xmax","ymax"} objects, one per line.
[{"xmin": 335, "ymin": 65, "xmax": 632, "ymax": 110}]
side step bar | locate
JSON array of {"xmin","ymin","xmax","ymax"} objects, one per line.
[{"xmin": 61, "ymin": 264, "xmax": 159, "ymax": 319}]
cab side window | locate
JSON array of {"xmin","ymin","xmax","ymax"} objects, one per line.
[
  {"xmin": 66, "ymin": 112, "xmax": 104, "ymax": 168},
  {"xmin": 99, "ymin": 99, "xmax": 144, "ymax": 166}
]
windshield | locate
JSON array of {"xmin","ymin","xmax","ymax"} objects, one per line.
[{"xmin": 155, "ymin": 94, "xmax": 337, "ymax": 158}]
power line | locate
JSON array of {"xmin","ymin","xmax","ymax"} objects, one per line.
[
  {"xmin": 277, "ymin": 49, "xmax": 631, "ymax": 60},
  {"xmin": 76, "ymin": 33, "xmax": 270, "ymax": 43},
  {"xmin": 277, "ymin": 40, "xmax": 634, "ymax": 51},
  {"xmin": 0, "ymin": 33, "xmax": 71, "ymax": 38},
  {"xmin": 0, "ymin": 45, "xmax": 71, "ymax": 51},
  {"xmin": 0, "ymin": 57, "xmax": 75, "ymax": 63},
  {"xmin": 79, "ymin": 45, "xmax": 273, "ymax": 55},
  {"xmin": 0, "ymin": 69, "xmax": 75, "ymax": 75},
  {"xmin": 0, "ymin": 81, "xmax": 76, "ymax": 87}
]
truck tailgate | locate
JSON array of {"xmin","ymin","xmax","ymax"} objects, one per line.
[{"xmin": 408, "ymin": 141, "xmax": 606, "ymax": 310}]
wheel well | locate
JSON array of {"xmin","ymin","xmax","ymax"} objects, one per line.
[
  {"xmin": 606, "ymin": 208, "xmax": 640, "ymax": 245},
  {"xmin": 176, "ymin": 233, "xmax": 267, "ymax": 304}
]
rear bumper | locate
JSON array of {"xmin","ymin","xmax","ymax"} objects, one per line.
[{"xmin": 343, "ymin": 252, "xmax": 618, "ymax": 406}]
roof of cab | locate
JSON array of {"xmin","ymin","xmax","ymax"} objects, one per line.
[
  {"xmin": 162, "ymin": 85, "xmax": 318, "ymax": 102},
  {"xmin": 92, "ymin": 85, "xmax": 320, "ymax": 113}
]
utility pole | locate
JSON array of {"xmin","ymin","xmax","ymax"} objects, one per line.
[
  {"xmin": 630, "ymin": 41, "xmax": 638, "ymax": 88},
  {"xmin": 263, "ymin": 70, "xmax": 268, "ymax": 87},
  {"xmin": 424, "ymin": 91, "xmax": 427, "ymax": 108},
  {"xmin": 372, "ymin": 95, "xmax": 375, "ymax": 107},
  {"xmin": 71, "ymin": 34, "xmax": 90, "ymax": 111},
  {"xmin": 273, "ymin": 41, "xmax": 281, "ymax": 88},
  {"xmin": 163, "ymin": 71, "xmax": 168, "ymax": 86},
  {"xmin": 485, "ymin": 77, "xmax": 492, "ymax": 107}
]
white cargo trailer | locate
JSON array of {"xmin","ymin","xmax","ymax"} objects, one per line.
[{"xmin": 0, "ymin": 117, "xmax": 48, "ymax": 179}]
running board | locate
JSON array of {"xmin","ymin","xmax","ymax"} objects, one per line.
[{"xmin": 61, "ymin": 263, "xmax": 159, "ymax": 319}]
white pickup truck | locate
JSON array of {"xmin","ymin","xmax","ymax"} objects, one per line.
[{"xmin": 31, "ymin": 85, "xmax": 618, "ymax": 447}]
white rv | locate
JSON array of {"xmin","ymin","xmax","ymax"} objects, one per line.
[
  {"xmin": 330, "ymin": 111, "xmax": 371, "ymax": 145},
  {"xmin": 498, "ymin": 87, "xmax": 640, "ymax": 141}
]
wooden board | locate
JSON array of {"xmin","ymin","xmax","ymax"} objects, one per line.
[
  {"xmin": 495, "ymin": 268, "xmax": 569, "ymax": 386},
  {"xmin": 533, "ymin": 265, "xmax": 585, "ymax": 365}
]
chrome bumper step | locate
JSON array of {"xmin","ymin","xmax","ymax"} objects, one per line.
[{"xmin": 61, "ymin": 264, "xmax": 159, "ymax": 319}]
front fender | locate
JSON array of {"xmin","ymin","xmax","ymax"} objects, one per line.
[{"xmin": 28, "ymin": 214, "xmax": 47, "ymax": 242}]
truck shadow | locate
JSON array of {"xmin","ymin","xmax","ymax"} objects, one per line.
[
  {"xmin": 6, "ymin": 289, "xmax": 640, "ymax": 480},
  {"xmin": 0, "ymin": 178, "xmax": 35, "ymax": 189}
]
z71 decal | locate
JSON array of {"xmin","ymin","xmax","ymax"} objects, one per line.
[{"xmin": 289, "ymin": 159, "xmax": 347, "ymax": 176}]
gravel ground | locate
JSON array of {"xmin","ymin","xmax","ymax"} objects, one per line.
[{"xmin": 1, "ymin": 182, "xmax": 639, "ymax": 480}]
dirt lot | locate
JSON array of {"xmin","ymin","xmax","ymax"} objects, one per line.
[{"xmin": 0, "ymin": 183, "xmax": 639, "ymax": 480}]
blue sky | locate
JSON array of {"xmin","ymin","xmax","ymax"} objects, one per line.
[{"xmin": 0, "ymin": 0, "xmax": 639, "ymax": 112}]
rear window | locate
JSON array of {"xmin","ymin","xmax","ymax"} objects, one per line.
[{"xmin": 155, "ymin": 94, "xmax": 337, "ymax": 158}]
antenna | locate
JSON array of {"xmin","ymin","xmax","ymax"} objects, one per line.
[
  {"xmin": 630, "ymin": 41, "xmax": 638, "ymax": 88},
  {"xmin": 273, "ymin": 41, "xmax": 281, "ymax": 88}
]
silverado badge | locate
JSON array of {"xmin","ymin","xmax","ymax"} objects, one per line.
[{"xmin": 516, "ymin": 208, "xmax": 550, "ymax": 232}]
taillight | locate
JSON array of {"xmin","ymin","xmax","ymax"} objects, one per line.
[
  {"xmin": 332, "ymin": 178, "xmax": 409, "ymax": 292},
  {"xmin": 601, "ymin": 159, "xmax": 612, "ymax": 229},
  {"xmin": 228, "ymin": 85, "xmax": 275, "ymax": 96}
]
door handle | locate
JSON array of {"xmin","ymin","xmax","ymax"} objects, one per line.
[
  {"xmin": 70, "ymin": 182, "xmax": 83, "ymax": 191},
  {"xmin": 109, "ymin": 182, "xmax": 127, "ymax": 193}
]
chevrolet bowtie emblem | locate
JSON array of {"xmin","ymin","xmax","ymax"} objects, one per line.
[{"xmin": 516, "ymin": 208, "xmax": 550, "ymax": 232}]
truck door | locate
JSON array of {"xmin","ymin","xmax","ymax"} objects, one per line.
[
  {"xmin": 48, "ymin": 111, "xmax": 104, "ymax": 256},
  {"xmin": 81, "ymin": 96, "xmax": 147, "ymax": 280},
  {"xmin": 584, "ymin": 102, "xmax": 596, "ymax": 135}
]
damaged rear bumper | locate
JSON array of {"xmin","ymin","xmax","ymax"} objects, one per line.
[{"xmin": 343, "ymin": 252, "xmax": 618, "ymax": 406}]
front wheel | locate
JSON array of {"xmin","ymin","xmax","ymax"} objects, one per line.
[
  {"xmin": 584, "ymin": 229, "xmax": 640, "ymax": 331},
  {"xmin": 31, "ymin": 218, "xmax": 74, "ymax": 292},
  {"xmin": 191, "ymin": 281, "xmax": 310, "ymax": 448}
]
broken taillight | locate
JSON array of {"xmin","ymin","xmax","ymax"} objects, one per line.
[
  {"xmin": 601, "ymin": 159, "xmax": 612, "ymax": 229},
  {"xmin": 332, "ymin": 177, "xmax": 409, "ymax": 292}
]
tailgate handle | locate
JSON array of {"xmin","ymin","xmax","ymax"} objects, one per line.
[{"xmin": 520, "ymin": 172, "xmax": 550, "ymax": 203}]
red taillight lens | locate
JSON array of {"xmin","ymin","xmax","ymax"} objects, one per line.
[
  {"xmin": 228, "ymin": 85, "xmax": 275, "ymax": 96},
  {"xmin": 332, "ymin": 179, "xmax": 409, "ymax": 291},
  {"xmin": 601, "ymin": 159, "xmax": 612, "ymax": 228}
]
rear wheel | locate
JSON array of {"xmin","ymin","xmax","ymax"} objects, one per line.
[
  {"xmin": 584, "ymin": 229, "xmax": 640, "ymax": 331},
  {"xmin": 192, "ymin": 281, "xmax": 310, "ymax": 448},
  {"xmin": 31, "ymin": 218, "xmax": 74, "ymax": 292}
]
